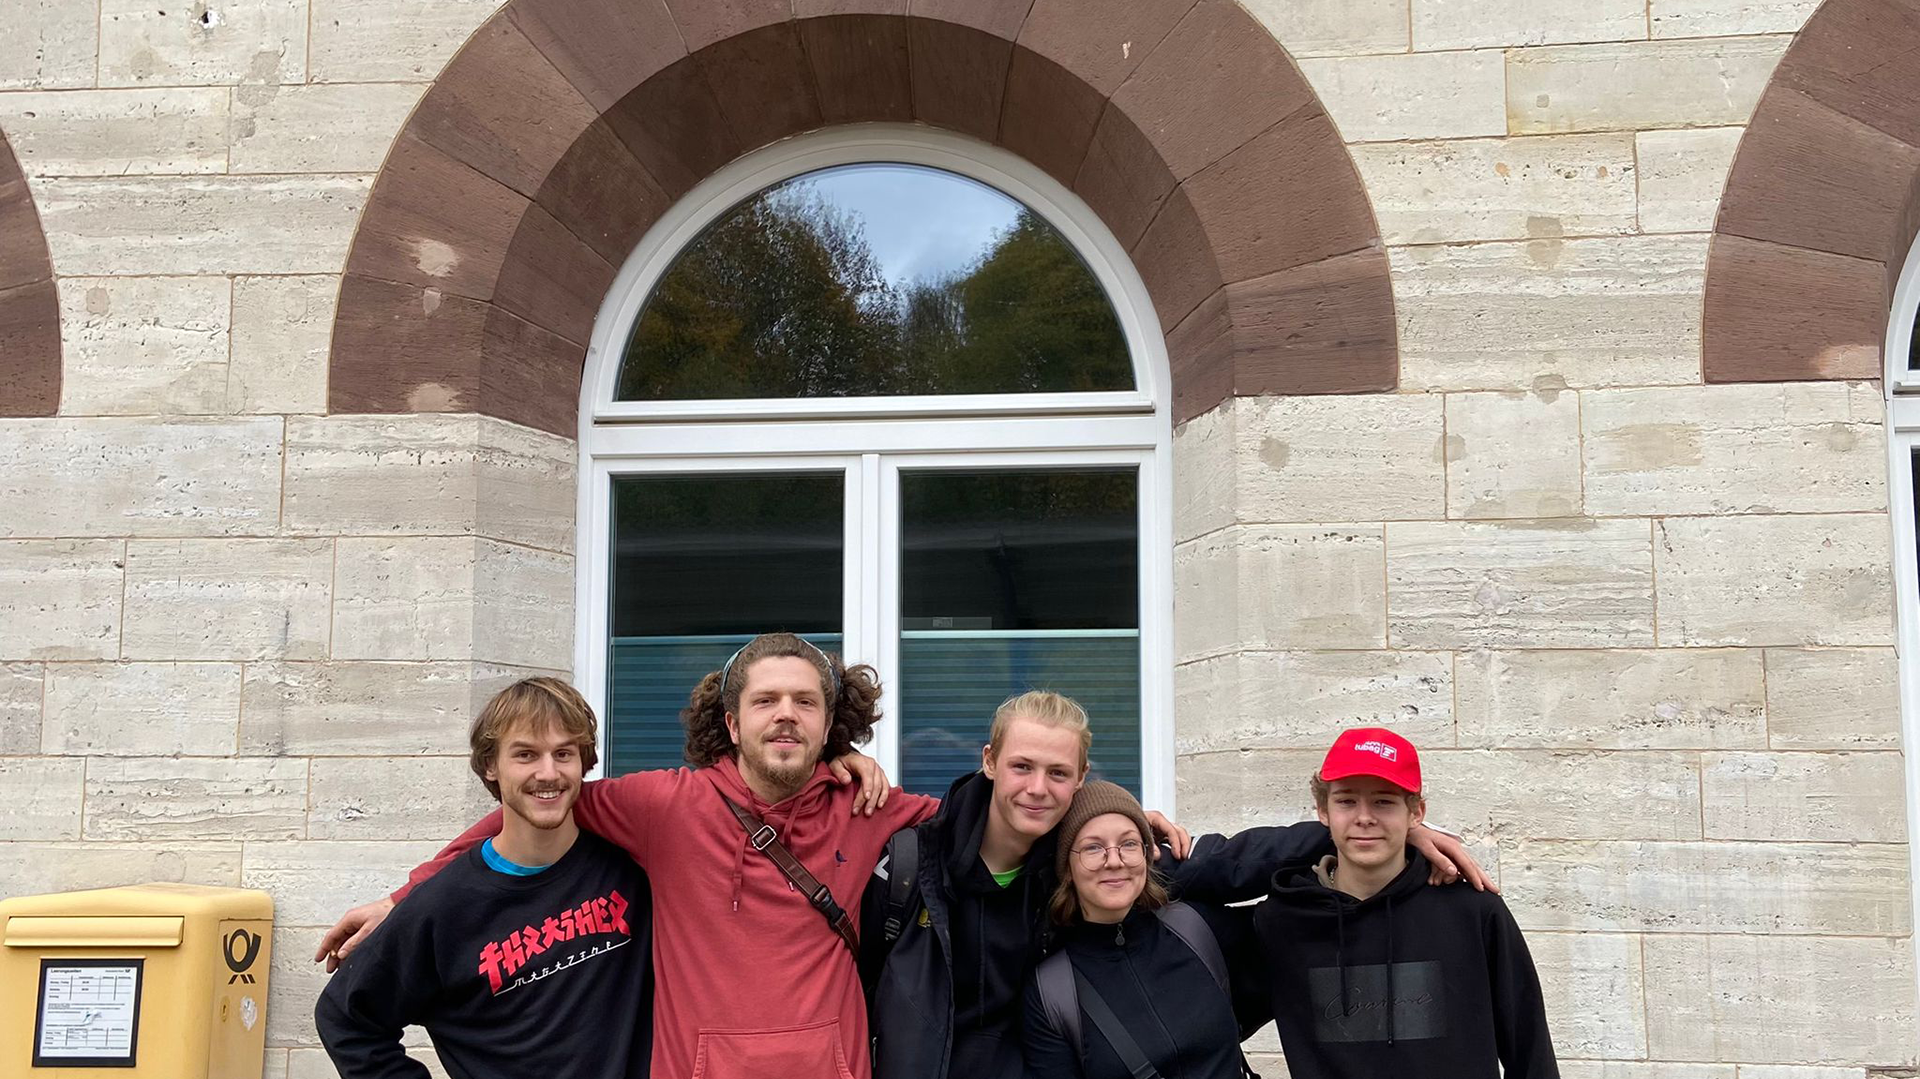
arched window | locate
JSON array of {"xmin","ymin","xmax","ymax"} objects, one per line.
[
  {"xmin": 1889, "ymin": 237, "xmax": 1920, "ymax": 773},
  {"xmin": 574, "ymin": 126, "xmax": 1174, "ymax": 803}
]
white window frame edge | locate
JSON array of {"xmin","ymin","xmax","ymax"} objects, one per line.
[
  {"xmin": 572, "ymin": 124, "xmax": 1177, "ymax": 811},
  {"xmin": 1885, "ymin": 229, "xmax": 1920, "ymax": 1030}
]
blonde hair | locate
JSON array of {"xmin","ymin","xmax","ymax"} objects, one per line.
[
  {"xmin": 1310, "ymin": 771, "xmax": 1426, "ymax": 814},
  {"xmin": 470, "ymin": 677, "xmax": 599, "ymax": 800},
  {"xmin": 987, "ymin": 690, "xmax": 1091, "ymax": 774}
]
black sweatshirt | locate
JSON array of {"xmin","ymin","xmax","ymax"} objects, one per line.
[
  {"xmin": 1253, "ymin": 849, "xmax": 1558, "ymax": 1079},
  {"xmin": 315, "ymin": 832, "xmax": 653, "ymax": 1079}
]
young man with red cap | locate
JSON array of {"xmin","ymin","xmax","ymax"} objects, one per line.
[{"xmin": 1254, "ymin": 727, "xmax": 1559, "ymax": 1079}]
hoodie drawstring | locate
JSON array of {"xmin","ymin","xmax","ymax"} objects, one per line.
[
  {"xmin": 1385, "ymin": 895, "xmax": 1397, "ymax": 1047},
  {"xmin": 1334, "ymin": 898, "xmax": 1348, "ymax": 1026}
]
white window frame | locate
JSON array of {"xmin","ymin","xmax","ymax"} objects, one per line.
[
  {"xmin": 1884, "ymin": 231, "xmax": 1920, "ymax": 1020},
  {"xmin": 572, "ymin": 124, "xmax": 1177, "ymax": 810}
]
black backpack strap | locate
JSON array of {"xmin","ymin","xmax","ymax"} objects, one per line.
[
  {"xmin": 881, "ymin": 826, "xmax": 919, "ymax": 944},
  {"xmin": 1073, "ymin": 968, "xmax": 1163, "ymax": 1079},
  {"xmin": 1034, "ymin": 950, "xmax": 1082, "ymax": 1062},
  {"xmin": 1154, "ymin": 903, "xmax": 1228, "ymax": 995}
]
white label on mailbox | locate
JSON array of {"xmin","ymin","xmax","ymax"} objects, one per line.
[{"xmin": 37, "ymin": 962, "xmax": 140, "ymax": 1062}]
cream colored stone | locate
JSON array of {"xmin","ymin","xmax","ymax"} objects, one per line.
[
  {"xmin": 231, "ymin": 82, "xmax": 425, "ymax": 174},
  {"xmin": 263, "ymin": 1048, "xmax": 290, "ymax": 1079},
  {"xmin": 1427, "ymin": 749, "xmax": 1702, "ymax": 841},
  {"xmin": 1299, "ymin": 51, "xmax": 1507, "ymax": 142},
  {"xmin": 123, "ymin": 539, "xmax": 333, "ymax": 660},
  {"xmin": 242, "ymin": 839, "xmax": 450, "ymax": 928},
  {"xmin": 1445, "ymin": 389, "xmax": 1583, "ymax": 519},
  {"xmin": 241, "ymin": 661, "xmax": 540, "ymax": 756},
  {"xmin": 59, "ymin": 276, "xmax": 231, "ymax": 416},
  {"xmin": 308, "ymin": 756, "xmax": 500, "ymax": 840},
  {"xmin": 0, "ymin": 540, "xmax": 123, "ymax": 661},
  {"xmin": 1508, "ymin": 37, "xmax": 1790, "ymax": 134},
  {"xmin": 1175, "ymin": 747, "xmax": 1322, "ymax": 834},
  {"xmin": 472, "ymin": 540, "xmax": 574, "ymax": 671},
  {"xmin": 284, "ymin": 415, "xmax": 577, "ymax": 553},
  {"xmin": 1560, "ymin": 1067, "xmax": 1736, "ymax": 1079},
  {"xmin": 0, "ymin": 842, "xmax": 241, "ymax": 900},
  {"xmin": 1636, "ymin": 127, "xmax": 1745, "ymax": 233},
  {"xmin": 228, "ymin": 275, "xmax": 335, "ymax": 415},
  {"xmin": 1650, "ymin": 0, "xmax": 1823, "ymax": 37},
  {"xmin": 43, "ymin": 662, "xmax": 242, "ymax": 755},
  {"xmin": 1527, "ymin": 931, "xmax": 1646, "ymax": 1059},
  {"xmin": 1395, "ymin": 234, "xmax": 1707, "ymax": 391},
  {"xmin": 0, "ymin": 663, "xmax": 40, "ymax": 753},
  {"xmin": 0, "ymin": 418, "xmax": 283, "ymax": 538},
  {"xmin": 1455, "ymin": 648, "xmax": 1767, "ymax": 749},
  {"xmin": 1584, "ymin": 383, "xmax": 1884, "ymax": 517},
  {"xmin": 100, "ymin": 0, "xmax": 306, "ymax": 86},
  {"xmin": 1387, "ymin": 519, "xmax": 1654, "ymax": 648},
  {"xmin": 1502, "ymin": 840, "xmax": 1911, "ymax": 935},
  {"xmin": 0, "ymin": 1, "xmax": 98, "ymax": 89},
  {"xmin": 333, "ymin": 538, "xmax": 573, "ymax": 669},
  {"xmin": 1764, "ymin": 647, "xmax": 1901, "ymax": 750},
  {"xmin": 1174, "ymin": 650, "xmax": 1453, "ymax": 753},
  {"xmin": 1172, "ymin": 403, "xmax": 1236, "ymax": 543},
  {"xmin": 1645, "ymin": 934, "xmax": 1915, "ymax": 1064},
  {"xmin": 288, "ymin": 1046, "xmax": 445, "ymax": 1078},
  {"xmin": 84, "ymin": 756, "xmax": 308, "ymax": 840},
  {"xmin": 1353, "ymin": 134, "xmax": 1638, "ymax": 246},
  {"xmin": 1231, "ymin": 394, "xmax": 1446, "ymax": 522},
  {"xmin": 37, "ymin": 175, "xmax": 371, "ymax": 276},
  {"xmin": 1413, "ymin": 0, "xmax": 1646, "ymax": 50},
  {"xmin": 0, "ymin": 88, "xmax": 228, "ymax": 176},
  {"xmin": 0, "ymin": 758, "xmax": 83, "ymax": 840},
  {"xmin": 1737, "ymin": 1068, "xmax": 1870, "ymax": 1079},
  {"xmin": 1176, "ymin": 526, "xmax": 1387, "ymax": 659},
  {"xmin": 1703, "ymin": 751, "xmax": 1907, "ymax": 842},
  {"xmin": 310, "ymin": 0, "xmax": 508, "ymax": 82},
  {"xmin": 1655, "ymin": 515, "xmax": 1893, "ymax": 647},
  {"xmin": 1239, "ymin": 0, "xmax": 1408, "ymax": 56}
]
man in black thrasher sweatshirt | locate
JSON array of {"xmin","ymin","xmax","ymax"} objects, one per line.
[
  {"xmin": 316, "ymin": 678, "xmax": 653, "ymax": 1079},
  {"xmin": 1254, "ymin": 727, "xmax": 1558, "ymax": 1079}
]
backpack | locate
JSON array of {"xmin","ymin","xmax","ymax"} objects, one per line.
[
  {"xmin": 1033, "ymin": 903, "xmax": 1261, "ymax": 1079},
  {"xmin": 877, "ymin": 826, "xmax": 920, "ymax": 944}
]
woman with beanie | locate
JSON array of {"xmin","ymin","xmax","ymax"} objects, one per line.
[{"xmin": 1020, "ymin": 781, "xmax": 1266, "ymax": 1079}]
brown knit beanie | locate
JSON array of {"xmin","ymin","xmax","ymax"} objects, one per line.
[{"xmin": 1055, "ymin": 780, "xmax": 1155, "ymax": 880}]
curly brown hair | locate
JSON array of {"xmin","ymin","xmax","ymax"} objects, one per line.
[{"xmin": 680, "ymin": 632, "xmax": 882, "ymax": 767}]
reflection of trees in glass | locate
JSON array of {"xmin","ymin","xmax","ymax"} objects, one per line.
[{"xmin": 617, "ymin": 178, "xmax": 1133, "ymax": 400}]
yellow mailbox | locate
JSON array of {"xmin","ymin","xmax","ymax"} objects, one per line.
[{"xmin": 0, "ymin": 882, "xmax": 272, "ymax": 1078}]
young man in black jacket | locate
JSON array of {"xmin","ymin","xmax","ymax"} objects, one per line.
[{"xmin": 315, "ymin": 678, "xmax": 653, "ymax": 1079}]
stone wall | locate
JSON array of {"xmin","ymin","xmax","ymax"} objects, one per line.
[{"xmin": 0, "ymin": 1, "xmax": 1908, "ymax": 1077}]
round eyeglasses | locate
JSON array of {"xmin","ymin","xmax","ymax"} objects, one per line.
[{"xmin": 1073, "ymin": 838, "xmax": 1146, "ymax": 870}]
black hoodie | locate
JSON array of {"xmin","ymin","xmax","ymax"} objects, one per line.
[{"xmin": 1253, "ymin": 848, "xmax": 1558, "ymax": 1079}]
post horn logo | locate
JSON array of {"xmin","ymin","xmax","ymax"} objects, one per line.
[{"xmin": 225, "ymin": 929, "xmax": 262, "ymax": 984}]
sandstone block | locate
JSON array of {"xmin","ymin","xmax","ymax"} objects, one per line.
[
  {"xmin": 242, "ymin": 839, "xmax": 450, "ymax": 928},
  {"xmin": 1176, "ymin": 526, "xmax": 1387, "ymax": 659},
  {"xmin": 123, "ymin": 539, "xmax": 333, "ymax": 660},
  {"xmin": 1175, "ymin": 747, "xmax": 1324, "ymax": 834},
  {"xmin": 0, "ymin": 417, "xmax": 283, "ymax": 538},
  {"xmin": 1239, "ymin": 0, "xmax": 1408, "ymax": 57},
  {"xmin": 0, "ymin": 88, "xmax": 228, "ymax": 176},
  {"xmin": 1649, "ymin": 0, "xmax": 1823, "ymax": 37},
  {"xmin": 231, "ymin": 82, "xmax": 426, "ymax": 174},
  {"xmin": 59, "ymin": 276, "xmax": 231, "ymax": 416},
  {"xmin": 1413, "ymin": 0, "xmax": 1646, "ymax": 50},
  {"xmin": 1446, "ymin": 389, "xmax": 1583, "ymax": 518},
  {"xmin": 1394, "ymin": 234, "xmax": 1707, "ymax": 391},
  {"xmin": 0, "ymin": 842, "xmax": 241, "ymax": 901},
  {"xmin": 1736, "ymin": 1068, "xmax": 1871, "ymax": 1079},
  {"xmin": 37, "ymin": 175, "xmax": 370, "ymax": 276},
  {"xmin": 333, "ymin": 538, "xmax": 573, "ymax": 668},
  {"xmin": 0, "ymin": 1, "xmax": 97, "ymax": 89},
  {"xmin": 1425, "ymin": 749, "xmax": 1702, "ymax": 841},
  {"xmin": 310, "ymin": 0, "xmax": 508, "ymax": 82},
  {"xmin": 1703, "ymin": 751, "xmax": 1906, "ymax": 842},
  {"xmin": 0, "ymin": 663, "xmax": 40, "ymax": 753},
  {"xmin": 1526, "ymin": 931, "xmax": 1646, "ymax": 1059},
  {"xmin": 84, "ymin": 756, "xmax": 308, "ymax": 840},
  {"xmin": 308, "ymin": 756, "xmax": 501, "ymax": 840},
  {"xmin": 473, "ymin": 539, "xmax": 574, "ymax": 670},
  {"xmin": 1763, "ymin": 647, "xmax": 1901, "ymax": 749},
  {"xmin": 1636, "ymin": 127, "xmax": 1744, "ymax": 233},
  {"xmin": 241, "ymin": 661, "xmax": 540, "ymax": 756},
  {"xmin": 1644, "ymin": 934, "xmax": 1915, "ymax": 1064},
  {"xmin": 1502, "ymin": 839, "xmax": 1911, "ymax": 935},
  {"xmin": 1508, "ymin": 37, "xmax": 1790, "ymax": 134},
  {"xmin": 229, "ymin": 275, "xmax": 335, "ymax": 415},
  {"xmin": 1174, "ymin": 650, "xmax": 1453, "ymax": 753},
  {"xmin": 1351, "ymin": 134, "xmax": 1637, "ymax": 246},
  {"xmin": 1583, "ymin": 383, "xmax": 1884, "ymax": 516},
  {"xmin": 1229, "ymin": 394, "xmax": 1446, "ymax": 523},
  {"xmin": 1387, "ymin": 520, "xmax": 1654, "ymax": 648},
  {"xmin": 100, "ymin": 0, "xmax": 306, "ymax": 86},
  {"xmin": 0, "ymin": 757, "xmax": 83, "ymax": 840},
  {"xmin": 1558, "ymin": 1066, "xmax": 1734, "ymax": 1078},
  {"xmin": 43, "ymin": 662, "xmax": 242, "ymax": 755},
  {"xmin": 1455, "ymin": 647, "xmax": 1767, "ymax": 749},
  {"xmin": 0, "ymin": 540, "xmax": 122, "ymax": 660},
  {"xmin": 1172, "ymin": 402, "xmax": 1235, "ymax": 544},
  {"xmin": 1654, "ymin": 515, "xmax": 1893, "ymax": 646},
  {"xmin": 1299, "ymin": 51, "xmax": 1506, "ymax": 142}
]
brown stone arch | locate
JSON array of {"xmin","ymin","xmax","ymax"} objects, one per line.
[
  {"xmin": 328, "ymin": 0, "xmax": 1396, "ymax": 434},
  {"xmin": 0, "ymin": 126, "xmax": 61, "ymax": 417},
  {"xmin": 1703, "ymin": 0, "xmax": 1920, "ymax": 382}
]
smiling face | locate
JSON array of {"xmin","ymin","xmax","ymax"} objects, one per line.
[
  {"xmin": 1317, "ymin": 775, "xmax": 1425, "ymax": 874},
  {"xmin": 486, "ymin": 720, "xmax": 586, "ymax": 832},
  {"xmin": 1067, "ymin": 812, "xmax": 1148, "ymax": 922},
  {"xmin": 726, "ymin": 655, "xmax": 830, "ymax": 798},
  {"xmin": 982, "ymin": 716, "xmax": 1085, "ymax": 846}
]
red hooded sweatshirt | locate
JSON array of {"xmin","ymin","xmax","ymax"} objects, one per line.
[{"xmin": 392, "ymin": 757, "xmax": 938, "ymax": 1079}]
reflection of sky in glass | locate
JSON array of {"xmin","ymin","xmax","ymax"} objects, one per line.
[{"xmin": 791, "ymin": 164, "xmax": 1024, "ymax": 288}]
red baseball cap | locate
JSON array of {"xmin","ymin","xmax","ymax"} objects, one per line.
[{"xmin": 1319, "ymin": 727, "xmax": 1421, "ymax": 794}]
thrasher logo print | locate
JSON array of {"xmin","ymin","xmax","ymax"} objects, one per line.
[
  {"xmin": 1308, "ymin": 960, "xmax": 1446, "ymax": 1043},
  {"xmin": 477, "ymin": 890, "xmax": 632, "ymax": 995}
]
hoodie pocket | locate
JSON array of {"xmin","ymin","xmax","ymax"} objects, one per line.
[{"xmin": 691, "ymin": 1018, "xmax": 857, "ymax": 1079}]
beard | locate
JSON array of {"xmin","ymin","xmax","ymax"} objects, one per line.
[{"xmin": 739, "ymin": 726, "xmax": 818, "ymax": 801}]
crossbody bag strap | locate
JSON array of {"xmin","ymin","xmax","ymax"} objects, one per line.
[
  {"xmin": 718, "ymin": 790, "xmax": 860, "ymax": 955},
  {"xmin": 1072, "ymin": 968, "xmax": 1164, "ymax": 1079}
]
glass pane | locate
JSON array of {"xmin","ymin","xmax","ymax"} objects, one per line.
[
  {"xmin": 617, "ymin": 163, "xmax": 1133, "ymax": 401},
  {"xmin": 896, "ymin": 469, "xmax": 1140, "ymax": 796},
  {"xmin": 607, "ymin": 473, "xmax": 843, "ymax": 775}
]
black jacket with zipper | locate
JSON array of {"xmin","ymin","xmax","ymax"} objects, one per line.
[
  {"xmin": 861, "ymin": 771, "xmax": 1335, "ymax": 1079},
  {"xmin": 1253, "ymin": 848, "xmax": 1559, "ymax": 1079}
]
